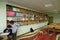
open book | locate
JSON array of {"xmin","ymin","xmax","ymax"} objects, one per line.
[{"xmin": 0, "ymin": 33, "xmax": 9, "ymax": 36}]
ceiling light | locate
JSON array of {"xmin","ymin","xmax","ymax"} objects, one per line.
[{"xmin": 45, "ymin": 3, "xmax": 53, "ymax": 7}]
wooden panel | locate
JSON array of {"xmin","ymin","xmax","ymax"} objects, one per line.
[{"xmin": 48, "ymin": 16, "xmax": 53, "ymax": 24}]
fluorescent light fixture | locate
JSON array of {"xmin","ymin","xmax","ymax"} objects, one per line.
[{"xmin": 45, "ymin": 3, "xmax": 53, "ymax": 7}]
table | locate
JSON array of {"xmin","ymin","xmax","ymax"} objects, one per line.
[
  {"xmin": 48, "ymin": 23, "xmax": 60, "ymax": 29},
  {"xmin": 0, "ymin": 33, "xmax": 9, "ymax": 40}
]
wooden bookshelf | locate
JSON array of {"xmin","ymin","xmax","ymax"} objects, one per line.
[{"xmin": 6, "ymin": 5, "xmax": 48, "ymax": 26}]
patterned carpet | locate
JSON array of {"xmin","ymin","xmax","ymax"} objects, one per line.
[
  {"xmin": 20, "ymin": 28, "xmax": 56, "ymax": 40},
  {"xmin": 20, "ymin": 32, "xmax": 56, "ymax": 40}
]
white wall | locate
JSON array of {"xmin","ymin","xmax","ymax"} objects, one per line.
[
  {"xmin": 0, "ymin": 2, "xmax": 6, "ymax": 33},
  {"xmin": 48, "ymin": 13, "xmax": 60, "ymax": 23},
  {"xmin": 17, "ymin": 21, "xmax": 48, "ymax": 36}
]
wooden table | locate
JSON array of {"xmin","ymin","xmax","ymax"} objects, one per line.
[
  {"xmin": 48, "ymin": 23, "xmax": 60, "ymax": 32},
  {"xmin": 0, "ymin": 33, "xmax": 9, "ymax": 40},
  {"xmin": 48, "ymin": 23, "xmax": 60, "ymax": 29}
]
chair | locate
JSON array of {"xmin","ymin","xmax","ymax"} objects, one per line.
[{"xmin": 56, "ymin": 34, "xmax": 60, "ymax": 40}]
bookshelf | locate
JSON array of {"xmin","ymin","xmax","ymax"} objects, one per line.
[{"xmin": 6, "ymin": 5, "xmax": 48, "ymax": 26}]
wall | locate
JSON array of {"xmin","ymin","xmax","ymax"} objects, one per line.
[
  {"xmin": 0, "ymin": 2, "xmax": 6, "ymax": 33},
  {"xmin": 17, "ymin": 21, "xmax": 48, "ymax": 36},
  {"xmin": 48, "ymin": 13, "xmax": 60, "ymax": 23},
  {"xmin": 6, "ymin": 3, "xmax": 48, "ymax": 36}
]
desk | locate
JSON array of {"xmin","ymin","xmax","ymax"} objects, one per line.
[
  {"xmin": 48, "ymin": 23, "xmax": 60, "ymax": 33},
  {"xmin": 48, "ymin": 23, "xmax": 60, "ymax": 29},
  {"xmin": 2, "ymin": 36, "xmax": 8, "ymax": 40},
  {"xmin": 0, "ymin": 33, "xmax": 9, "ymax": 40}
]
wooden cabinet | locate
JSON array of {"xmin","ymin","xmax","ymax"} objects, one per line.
[{"xmin": 48, "ymin": 16, "xmax": 53, "ymax": 24}]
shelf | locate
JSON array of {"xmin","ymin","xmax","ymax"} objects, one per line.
[{"xmin": 6, "ymin": 5, "xmax": 48, "ymax": 26}]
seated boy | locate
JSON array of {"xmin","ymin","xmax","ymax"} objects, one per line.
[{"xmin": 3, "ymin": 25, "xmax": 12, "ymax": 40}]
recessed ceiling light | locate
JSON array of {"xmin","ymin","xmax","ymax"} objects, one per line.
[{"xmin": 45, "ymin": 3, "xmax": 53, "ymax": 7}]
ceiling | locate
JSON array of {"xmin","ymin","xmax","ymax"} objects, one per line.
[{"xmin": 3, "ymin": 0, "xmax": 60, "ymax": 13}]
